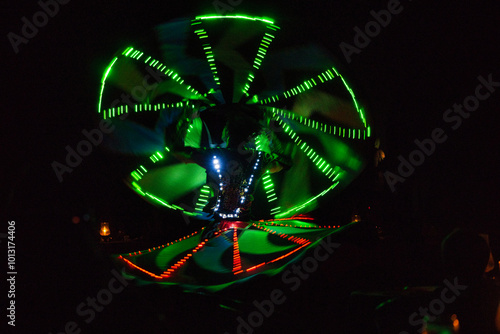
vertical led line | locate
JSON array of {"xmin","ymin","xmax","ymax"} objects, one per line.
[
  {"xmin": 232, "ymin": 227, "xmax": 242, "ymax": 274},
  {"xmin": 262, "ymin": 170, "xmax": 281, "ymax": 215},
  {"xmin": 213, "ymin": 155, "xmax": 223, "ymax": 214},
  {"xmin": 195, "ymin": 185, "xmax": 212, "ymax": 214},
  {"xmin": 240, "ymin": 151, "xmax": 262, "ymax": 206},
  {"xmin": 191, "ymin": 19, "xmax": 220, "ymax": 86},
  {"xmin": 214, "ymin": 152, "xmax": 263, "ymax": 219},
  {"xmin": 242, "ymin": 24, "xmax": 280, "ymax": 97},
  {"xmin": 97, "ymin": 56, "xmax": 118, "ymax": 117}
]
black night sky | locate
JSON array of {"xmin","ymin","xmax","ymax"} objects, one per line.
[{"xmin": 3, "ymin": 1, "xmax": 500, "ymax": 333}]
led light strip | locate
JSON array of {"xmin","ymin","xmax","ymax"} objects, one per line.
[
  {"xmin": 97, "ymin": 46, "xmax": 204, "ymax": 117},
  {"xmin": 194, "ymin": 185, "xmax": 212, "ymax": 214},
  {"xmin": 330, "ymin": 67, "xmax": 368, "ymax": 128},
  {"xmin": 120, "ymin": 229, "xmax": 231, "ymax": 280},
  {"xmin": 213, "ymin": 155, "xmax": 223, "ymax": 213},
  {"xmin": 129, "ymin": 164, "xmax": 201, "ymax": 217},
  {"xmin": 275, "ymin": 116, "xmax": 343, "ymax": 182},
  {"xmin": 160, "ymin": 240, "xmax": 207, "ymax": 278},
  {"xmin": 128, "ymin": 145, "xmax": 201, "ymax": 217},
  {"xmin": 120, "ymin": 257, "xmax": 164, "ymax": 279},
  {"xmin": 258, "ymin": 222, "xmax": 340, "ymax": 229},
  {"xmin": 190, "ymin": 19, "xmax": 221, "ymax": 87},
  {"xmin": 233, "ymin": 223, "xmax": 312, "ymax": 274},
  {"xmin": 161, "ymin": 229, "xmax": 227, "ymax": 278},
  {"xmin": 149, "ymin": 151, "xmax": 164, "ymax": 164},
  {"xmin": 257, "ymin": 215, "xmax": 315, "ymax": 222},
  {"xmin": 259, "ymin": 67, "xmax": 336, "ymax": 104},
  {"xmin": 275, "ymin": 183, "xmax": 339, "ymax": 219},
  {"xmin": 258, "ymin": 66, "xmax": 369, "ymax": 130},
  {"xmin": 97, "ymin": 56, "xmax": 118, "ymax": 116},
  {"xmin": 194, "ymin": 15, "xmax": 275, "ymax": 25},
  {"xmin": 261, "ymin": 170, "xmax": 281, "ymax": 214},
  {"xmin": 101, "ymin": 102, "xmax": 197, "ymax": 120},
  {"xmin": 252, "ymin": 223, "xmax": 309, "ymax": 245},
  {"xmin": 263, "ymin": 106, "xmax": 368, "ymax": 140},
  {"xmin": 242, "ymin": 24, "xmax": 280, "ymax": 96},
  {"xmin": 232, "ymin": 227, "xmax": 242, "ymax": 273},
  {"xmin": 213, "ymin": 152, "xmax": 263, "ymax": 219},
  {"xmin": 134, "ymin": 47, "xmax": 202, "ymax": 97},
  {"xmin": 123, "ymin": 230, "xmax": 201, "ymax": 258}
]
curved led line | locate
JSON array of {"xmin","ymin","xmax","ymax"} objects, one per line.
[{"xmin": 194, "ymin": 15, "xmax": 275, "ymax": 25}]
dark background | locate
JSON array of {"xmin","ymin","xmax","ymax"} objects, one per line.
[{"xmin": 3, "ymin": 0, "xmax": 500, "ymax": 333}]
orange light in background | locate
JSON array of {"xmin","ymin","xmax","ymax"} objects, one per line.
[
  {"xmin": 100, "ymin": 222, "xmax": 111, "ymax": 236},
  {"xmin": 451, "ymin": 314, "xmax": 460, "ymax": 331},
  {"xmin": 351, "ymin": 214, "xmax": 361, "ymax": 223}
]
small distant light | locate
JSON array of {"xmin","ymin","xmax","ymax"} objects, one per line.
[
  {"xmin": 72, "ymin": 216, "xmax": 80, "ymax": 224},
  {"xmin": 351, "ymin": 214, "xmax": 361, "ymax": 223},
  {"xmin": 100, "ymin": 222, "xmax": 111, "ymax": 236}
]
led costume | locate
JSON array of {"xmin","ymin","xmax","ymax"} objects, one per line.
[{"xmin": 97, "ymin": 15, "xmax": 371, "ymax": 290}]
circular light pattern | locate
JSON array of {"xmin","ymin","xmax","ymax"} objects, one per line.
[{"xmin": 97, "ymin": 14, "xmax": 372, "ymax": 289}]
